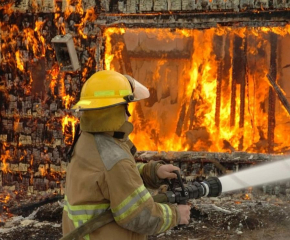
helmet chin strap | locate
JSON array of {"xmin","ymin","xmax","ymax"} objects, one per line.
[{"xmin": 125, "ymin": 104, "xmax": 131, "ymax": 118}]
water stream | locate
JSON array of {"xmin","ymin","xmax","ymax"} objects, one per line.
[{"xmin": 219, "ymin": 157, "xmax": 290, "ymax": 193}]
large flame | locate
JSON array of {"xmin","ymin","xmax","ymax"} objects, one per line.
[{"xmin": 104, "ymin": 26, "xmax": 290, "ymax": 153}]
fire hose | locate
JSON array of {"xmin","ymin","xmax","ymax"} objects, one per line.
[{"xmin": 60, "ymin": 171, "xmax": 222, "ymax": 240}]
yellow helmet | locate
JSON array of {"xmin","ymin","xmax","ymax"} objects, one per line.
[{"xmin": 71, "ymin": 70, "xmax": 149, "ymax": 111}]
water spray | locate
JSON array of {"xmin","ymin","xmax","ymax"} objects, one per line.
[{"xmin": 219, "ymin": 157, "xmax": 290, "ymax": 193}]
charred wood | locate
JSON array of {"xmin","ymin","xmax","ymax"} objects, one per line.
[
  {"xmin": 96, "ymin": 11, "xmax": 290, "ymax": 29},
  {"xmin": 188, "ymin": 99, "xmax": 197, "ymax": 130},
  {"xmin": 111, "ymin": 34, "xmax": 133, "ymax": 75},
  {"xmin": 128, "ymin": 50, "xmax": 191, "ymax": 60},
  {"xmin": 7, "ymin": 194, "xmax": 63, "ymax": 216},
  {"xmin": 238, "ymin": 37, "xmax": 247, "ymax": 151},
  {"xmin": 230, "ymin": 36, "xmax": 239, "ymax": 127},
  {"xmin": 135, "ymin": 151, "xmax": 284, "ymax": 163},
  {"xmin": 266, "ymin": 74, "xmax": 290, "ymax": 116},
  {"xmin": 215, "ymin": 62, "xmax": 222, "ymax": 128},
  {"xmin": 268, "ymin": 33, "xmax": 277, "ymax": 153},
  {"xmin": 175, "ymin": 102, "xmax": 187, "ymax": 137},
  {"xmin": 213, "ymin": 35, "xmax": 224, "ymax": 128},
  {"xmin": 222, "ymin": 140, "xmax": 236, "ymax": 153}
]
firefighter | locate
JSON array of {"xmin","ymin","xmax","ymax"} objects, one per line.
[{"xmin": 62, "ymin": 70, "xmax": 191, "ymax": 240}]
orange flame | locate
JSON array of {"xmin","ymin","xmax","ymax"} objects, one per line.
[
  {"xmin": 63, "ymin": 95, "xmax": 75, "ymax": 109},
  {"xmin": 105, "ymin": 26, "xmax": 290, "ymax": 153},
  {"xmin": 243, "ymin": 193, "xmax": 251, "ymax": 200},
  {"xmin": 76, "ymin": 8, "xmax": 97, "ymax": 39},
  {"xmin": 15, "ymin": 50, "xmax": 24, "ymax": 71},
  {"xmin": 1, "ymin": 142, "xmax": 12, "ymax": 174},
  {"xmin": 61, "ymin": 115, "xmax": 79, "ymax": 145}
]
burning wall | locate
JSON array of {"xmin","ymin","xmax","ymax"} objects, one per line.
[
  {"xmin": 0, "ymin": 0, "xmax": 290, "ymax": 212},
  {"xmin": 0, "ymin": 1, "xmax": 100, "ymax": 202},
  {"xmin": 104, "ymin": 27, "xmax": 290, "ymax": 153}
]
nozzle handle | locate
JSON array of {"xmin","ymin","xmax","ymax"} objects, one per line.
[{"xmin": 172, "ymin": 170, "xmax": 187, "ymax": 197}]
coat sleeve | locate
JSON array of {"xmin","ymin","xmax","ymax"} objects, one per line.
[
  {"xmin": 136, "ymin": 160, "xmax": 167, "ymax": 189},
  {"xmin": 125, "ymin": 139, "xmax": 166, "ymax": 189},
  {"xmin": 104, "ymin": 159, "xmax": 180, "ymax": 235}
]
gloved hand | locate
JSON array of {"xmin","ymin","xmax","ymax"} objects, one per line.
[{"xmin": 156, "ymin": 164, "xmax": 180, "ymax": 179}]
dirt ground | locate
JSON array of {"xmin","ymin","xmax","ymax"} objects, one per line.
[
  {"xmin": 1, "ymin": 190, "xmax": 290, "ymax": 240},
  {"xmin": 149, "ymin": 197, "xmax": 290, "ymax": 240}
]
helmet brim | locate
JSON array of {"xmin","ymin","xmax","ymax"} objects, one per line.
[
  {"xmin": 71, "ymin": 96, "xmax": 146, "ymax": 111},
  {"xmin": 71, "ymin": 98, "xmax": 128, "ymax": 111}
]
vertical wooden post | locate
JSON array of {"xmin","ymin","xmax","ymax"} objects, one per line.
[
  {"xmin": 238, "ymin": 37, "xmax": 247, "ymax": 151},
  {"xmin": 215, "ymin": 62, "xmax": 222, "ymax": 128},
  {"xmin": 267, "ymin": 33, "xmax": 278, "ymax": 153},
  {"xmin": 231, "ymin": 35, "xmax": 245, "ymax": 127},
  {"xmin": 214, "ymin": 34, "xmax": 225, "ymax": 128}
]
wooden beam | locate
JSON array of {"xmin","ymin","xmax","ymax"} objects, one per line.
[
  {"xmin": 267, "ymin": 74, "xmax": 290, "ymax": 116},
  {"xmin": 135, "ymin": 150, "xmax": 285, "ymax": 163},
  {"xmin": 267, "ymin": 33, "xmax": 278, "ymax": 153}
]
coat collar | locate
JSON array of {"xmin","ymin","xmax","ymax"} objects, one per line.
[{"xmin": 103, "ymin": 121, "xmax": 134, "ymax": 141}]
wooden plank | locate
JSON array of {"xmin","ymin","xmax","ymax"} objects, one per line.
[
  {"xmin": 267, "ymin": 74, "xmax": 290, "ymax": 116},
  {"xmin": 267, "ymin": 33, "xmax": 278, "ymax": 153},
  {"xmin": 135, "ymin": 150, "xmax": 285, "ymax": 163}
]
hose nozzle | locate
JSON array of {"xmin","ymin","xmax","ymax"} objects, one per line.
[
  {"xmin": 183, "ymin": 177, "xmax": 222, "ymax": 201},
  {"xmin": 153, "ymin": 174, "xmax": 223, "ymax": 204},
  {"xmin": 201, "ymin": 177, "xmax": 222, "ymax": 197}
]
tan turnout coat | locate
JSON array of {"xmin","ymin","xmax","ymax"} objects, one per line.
[{"xmin": 62, "ymin": 121, "xmax": 180, "ymax": 240}]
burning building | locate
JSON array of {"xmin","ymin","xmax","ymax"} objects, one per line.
[{"xmin": 1, "ymin": 0, "xmax": 290, "ymax": 223}]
